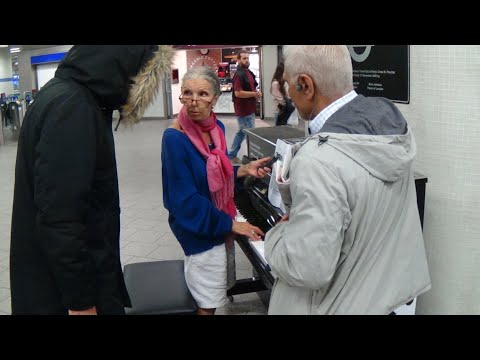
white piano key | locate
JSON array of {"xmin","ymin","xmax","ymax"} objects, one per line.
[
  {"xmin": 249, "ymin": 240, "xmax": 267, "ymax": 265},
  {"xmin": 235, "ymin": 208, "xmax": 247, "ymax": 223}
]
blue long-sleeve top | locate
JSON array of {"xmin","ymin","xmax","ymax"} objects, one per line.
[{"xmin": 161, "ymin": 120, "xmax": 240, "ymax": 256}]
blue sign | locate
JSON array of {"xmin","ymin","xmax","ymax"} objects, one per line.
[{"xmin": 31, "ymin": 52, "xmax": 67, "ymax": 65}]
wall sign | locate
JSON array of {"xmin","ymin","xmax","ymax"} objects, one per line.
[
  {"xmin": 348, "ymin": 45, "xmax": 410, "ymax": 103},
  {"xmin": 188, "ymin": 55, "xmax": 218, "ymax": 70},
  {"xmin": 31, "ymin": 52, "xmax": 67, "ymax": 65},
  {"xmin": 172, "ymin": 69, "xmax": 179, "ymax": 84}
]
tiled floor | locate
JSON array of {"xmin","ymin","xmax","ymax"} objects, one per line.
[{"xmin": 0, "ymin": 115, "xmax": 277, "ymax": 315}]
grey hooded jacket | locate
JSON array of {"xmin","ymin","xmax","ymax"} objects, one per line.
[{"xmin": 264, "ymin": 95, "xmax": 431, "ymax": 315}]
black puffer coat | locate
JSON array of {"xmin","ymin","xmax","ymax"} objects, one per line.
[{"xmin": 10, "ymin": 45, "xmax": 172, "ymax": 314}]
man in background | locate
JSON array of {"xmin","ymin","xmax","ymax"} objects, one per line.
[{"xmin": 228, "ymin": 49, "xmax": 262, "ymax": 164}]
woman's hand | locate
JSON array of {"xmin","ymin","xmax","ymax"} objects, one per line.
[
  {"xmin": 237, "ymin": 157, "xmax": 272, "ymax": 179},
  {"xmin": 232, "ymin": 220, "xmax": 265, "ymax": 241}
]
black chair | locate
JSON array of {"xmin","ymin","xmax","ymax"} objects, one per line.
[{"xmin": 123, "ymin": 260, "xmax": 197, "ymax": 315}]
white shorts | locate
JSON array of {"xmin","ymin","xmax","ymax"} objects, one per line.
[{"xmin": 184, "ymin": 243, "xmax": 236, "ymax": 310}]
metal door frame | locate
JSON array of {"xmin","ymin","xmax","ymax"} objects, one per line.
[{"xmin": 163, "ymin": 73, "xmax": 173, "ymax": 119}]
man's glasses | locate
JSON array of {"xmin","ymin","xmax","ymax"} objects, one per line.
[{"xmin": 179, "ymin": 94, "xmax": 213, "ymax": 108}]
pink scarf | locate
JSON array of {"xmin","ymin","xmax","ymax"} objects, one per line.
[{"xmin": 178, "ymin": 106, "xmax": 237, "ymax": 220}]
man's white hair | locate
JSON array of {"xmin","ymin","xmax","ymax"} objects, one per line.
[{"xmin": 283, "ymin": 45, "xmax": 353, "ymax": 99}]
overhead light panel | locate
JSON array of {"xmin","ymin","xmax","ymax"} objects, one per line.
[{"xmin": 10, "ymin": 47, "xmax": 21, "ymax": 53}]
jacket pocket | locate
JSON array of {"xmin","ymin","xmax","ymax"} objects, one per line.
[{"xmin": 277, "ymin": 181, "xmax": 292, "ymax": 213}]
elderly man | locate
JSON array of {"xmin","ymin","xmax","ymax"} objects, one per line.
[{"xmin": 264, "ymin": 45, "xmax": 431, "ymax": 315}]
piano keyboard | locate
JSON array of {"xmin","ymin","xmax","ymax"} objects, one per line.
[
  {"xmin": 236, "ymin": 207, "xmax": 270, "ymax": 269},
  {"xmin": 234, "ymin": 189, "xmax": 280, "ymax": 234},
  {"xmin": 249, "ymin": 240, "xmax": 269, "ymax": 270}
]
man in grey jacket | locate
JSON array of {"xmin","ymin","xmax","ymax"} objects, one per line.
[{"xmin": 264, "ymin": 45, "xmax": 431, "ymax": 315}]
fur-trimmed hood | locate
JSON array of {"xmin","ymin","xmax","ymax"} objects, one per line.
[{"xmin": 55, "ymin": 45, "xmax": 173, "ymax": 126}]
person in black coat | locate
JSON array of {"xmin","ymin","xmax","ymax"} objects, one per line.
[{"xmin": 9, "ymin": 45, "xmax": 173, "ymax": 315}]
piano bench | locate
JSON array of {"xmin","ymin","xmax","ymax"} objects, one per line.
[{"xmin": 123, "ymin": 260, "xmax": 197, "ymax": 315}]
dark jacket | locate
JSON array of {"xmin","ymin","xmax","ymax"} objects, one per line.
[
  {"xmin": 231, "ymin": 66, "xmax": 258, "ymax": 102},
  {"xmin": 10, "ymin": 45, "xmax": 173, "ymax": 315}
]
